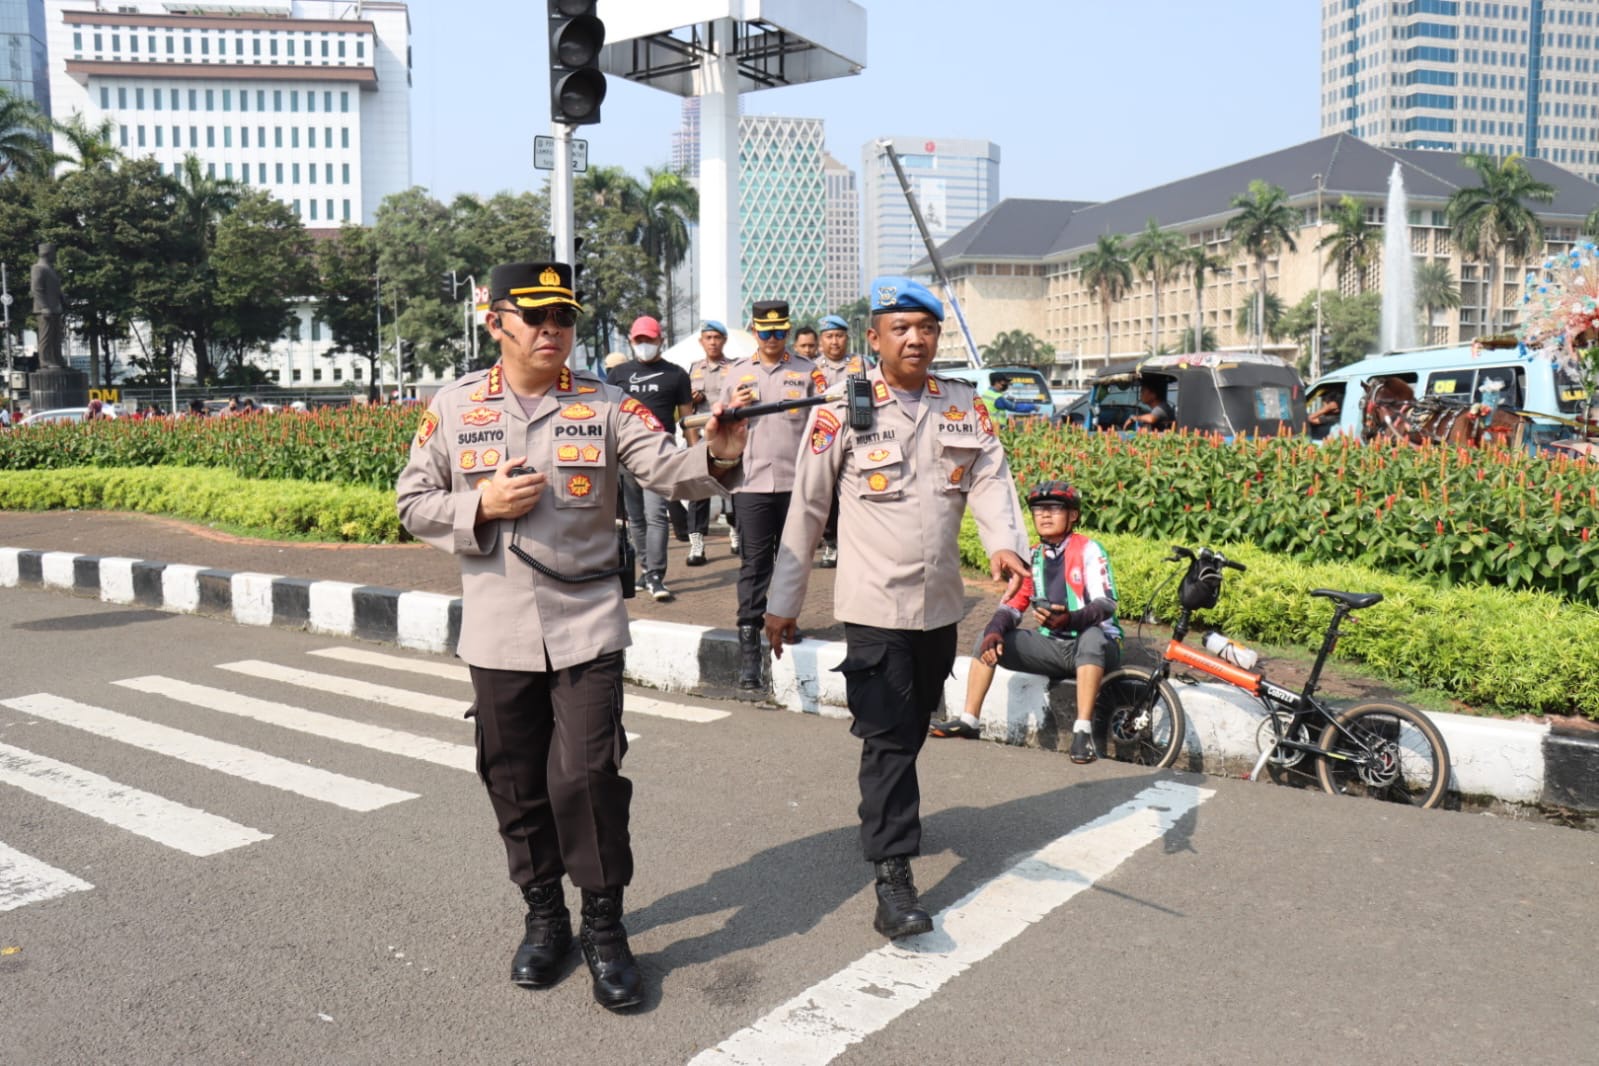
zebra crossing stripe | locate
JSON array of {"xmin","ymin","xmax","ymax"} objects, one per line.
[
  {"xmin": 0, "ymin": 841, "xmax": 93, "ymax": 913},
  {"xmin": 0, "ymin": 741, "xmax": 270, "ymax": 856},
  {"xmin": 216, "ymin": 660, "xmax": 470, "ymax": 719},
  {"xmin": 114, "ymin": 676, "xmax": 476, "ymax": 773},
  {"xmin": 1, "ymin": 695, "xmax": 417, "ymax": 813},
  {"xmin": 303, "ymin": 647, "xmax": 731, "ymax": 724},
  {"xmin": 690, "ymin": 779, "xmax": 1215, "ymax": 1066},
  {"xmin": 308, "ymin": 646, "xmax": 472, "ymax": 683}
]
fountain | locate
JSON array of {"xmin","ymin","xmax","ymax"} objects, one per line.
[{"xmin": 1381, "ymin": 162, "xmax": 1418, "ymax": 352}]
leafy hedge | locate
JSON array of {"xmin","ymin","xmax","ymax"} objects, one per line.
[
  {"xmin": 1001, "ymin": 423, "xmax": 1599, "ymax": 605},
  {"xmin": 0, "ymin": 467, "xmax": 401, "ymax": 542},
  {"xmin": 959, "ymin": 518, "xmax": 1599, "ymax": 721},
  {"xmin": 0, "ymin": 407, "xmax": 419, "ymax": 490}
]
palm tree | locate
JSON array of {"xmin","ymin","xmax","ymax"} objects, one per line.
[
  {"xmin": 173, "ymin": 153, "xmax": 244, "ymax": 382},
  {"xmin": 1585, "ymin": 204, "xmax": 1599, "ymax": 241},
  {"xmin": 1446, "ymin": 152, "xmax": 1555, "ymax": 337},
  {"xmin": 641, "ymin": 167, "xmax": 697, "ymax": 344},
  {"xmin": 1183, "ymin": 245, "xmax": 1227, "ymax": 352},
  {"xmin": 1235, "ymin": 292, "xmax": 1286, "ymax": 343},
  {"xmin": 0, "ymin": 89, "xmax": 51, "ymax": 179},
  {"xmin": 581, "ymin": 165, "xmax": 645, "ymax": 215},
  {"xmin": 1178, "ymin": 326, "xmax": 1218, "ymax": 352},
  {"xmin": 1318, "ymin": 195, "xmax": 1379, "ymax": 293},
  {"xmin": 1128, "ymin": 217, "xmax": 1187, "ymax": 354},
  {"xmin": 1078, "ymin": 233, "xmax": 1133, "ymax": 362},
  {"xmin": 1225, "ymin": 180, "xmax": 1299, "ymax": 353},
  {"xmin": 52, "ymin": 114, "xmax": 119, "ymax": 173},
  {"xmin": 1413, "ymin": 260, "xmax": 1461, "ymax": 345}
]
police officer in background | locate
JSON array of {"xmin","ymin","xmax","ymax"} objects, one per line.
[
  {"xmin": 764, "ymin": 276, "xmax": 1030, "ymax": 939},
  {"xmin": 683, "ymin": 319, "xmax": 737, "ymax": 565},
  {"xmin": 720, "ymin": 299, "xmax": 824, "ymax": 689},
  {"xmin": 812, "ymin": 314, "xmax": 868, "ymax": 568},
  {"xmin": 397, "ymin": 262, "xmax": 747, "ymax": 1010}
]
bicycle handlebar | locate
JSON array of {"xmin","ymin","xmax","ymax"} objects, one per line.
[{"xmin": 1167, "ymin": 545, "xmax": 1247, "ymax": 573}]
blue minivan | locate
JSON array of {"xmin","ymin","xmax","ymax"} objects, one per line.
[{"xmin": 1305, "ymin": 341, "xmax": 1588, "ymax": 451}]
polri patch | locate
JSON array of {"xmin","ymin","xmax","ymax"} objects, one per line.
[
  {"xmin": 415, "ymin": 411, "xmax": 439, "ymax": 447},
  {"xmin": 621, "ymin": 396, "xmax": 665, "ymax": 432},
  {"xmin": 810, "ymin": 409, "xmax": 841, "ymax": 454},
  {"xmin": 974, "ymin": 398, "xmax": 995, "ymax": 436}
]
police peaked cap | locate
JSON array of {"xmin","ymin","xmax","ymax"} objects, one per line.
[{"xmin": 489, "ymin": 261, "xmax": 582, "ymax": 311}]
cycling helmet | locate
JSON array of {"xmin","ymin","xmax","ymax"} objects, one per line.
[{"xmin": 1026, "ymin": 481, "xmax": 1081, "ymax": 510}]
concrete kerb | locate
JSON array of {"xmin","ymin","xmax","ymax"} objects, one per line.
[{"xmin": 0, "ymin": 545, "xmax": 1586, "ymax": 814}]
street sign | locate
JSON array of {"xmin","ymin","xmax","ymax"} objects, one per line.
[
  {"xmin": 533, "ymin": 135, "xmax": 589, "ymax": 173},
  {"xmin": 0, "ymin": 293, "xmax": 12, "ymax": 306}
]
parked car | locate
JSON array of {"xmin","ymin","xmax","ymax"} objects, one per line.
[
  {"xmin": 16, "ymin": 405, "xmax": 119, "ymax": 427},
  {"xmin": 1081, "ymin": 352, "xmax": 1306, "ymax": 438},
  {"xmin": 937, "ymin": 365, "xmax": 1057, "ymax": 422}
]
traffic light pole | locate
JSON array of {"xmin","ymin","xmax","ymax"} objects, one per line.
[{"xmin": 1, "ymin": 262, "xmax": 12, "ymax": 413}]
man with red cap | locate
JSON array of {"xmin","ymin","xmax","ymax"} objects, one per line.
[{"xmin": 607, "ymin": 314, "xmax": 695, "ymax": 601}]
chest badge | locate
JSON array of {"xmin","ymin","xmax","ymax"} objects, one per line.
[
  {"xmin": 567, "ymin": 474, "xmax": 594, "ymax": 497},
  {"xmin": 867, "ymin": 472, "xmax": 890, "ymax": 492},
  {"xmin": 461, "ymin": 406, "xmax": 501, "ymax": 427},
  {"xmin": 562, "ymin": 402, "xmax": 597, "ymax": 420}
]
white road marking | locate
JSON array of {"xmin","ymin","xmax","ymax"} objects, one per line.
[
  {"xmin": 216, "ymin": 660, "xmax": 471, "ymax": 718},
  {"xmin": 690, "ymin": 778, "xmax": 1215, "ymax": 1066},
  {"xmin": 0, "ymin": 741, "xmax": 270, "ymax": 856},
  {"xmin": 308, "ymin": 646, "xmax": 471, "ymax": 683},
  {"xmin": 626, "ymin": 696, "xmax": 731, "ymax": 724},
  {"xmin": 113, "ymin": 676, "xmax": 476, "ymax": 773},
  {"xmin": 1, "ymin": 694, "xmax": 416, "ymax": 812},
  {"xmin": 0, "ymin": 841, "xmax": 93, "ymax": 912}
]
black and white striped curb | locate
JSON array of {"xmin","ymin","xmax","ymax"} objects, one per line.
[{"xmin": 3, "ymin": 545, "xmax": 1593, "ymax": 814}]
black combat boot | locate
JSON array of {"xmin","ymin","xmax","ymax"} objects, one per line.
[
  {"xmin": 737, "ymin": 625, "xmax": 763, "ymax": 690},
  {"xmin": 511, "ymin": 880, "xmax": 573, "ymax": 988},
  {"xmin": 579, "ymin": 887, "xmax": 643, "ymax": 1011},
  {"xmin": 872, "ymin": 857, "xmax": 933, "ymax": 939}
]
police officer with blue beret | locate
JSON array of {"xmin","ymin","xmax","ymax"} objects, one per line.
[{"xmin": 765, "ymin": 276, "xmax": 1031, "ymax": 939}]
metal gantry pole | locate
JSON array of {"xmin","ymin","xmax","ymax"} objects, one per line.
[
  {"xmin": 1313, "ymin": 173, "xmax": 1325, "ymax": 379},
  {"xmin": 1, "ymin": 263, "xmax": 12, "ymax": 416}
]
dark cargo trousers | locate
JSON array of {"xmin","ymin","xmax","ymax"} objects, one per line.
[
  {"xmin": 468, "ymin": 652, "xmax": 633, "ymax": 892},
  {"xmin": 836, "ymin": 622, "xmax": 959, "ymax": 861}
]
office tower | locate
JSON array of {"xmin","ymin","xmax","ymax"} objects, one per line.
[
  {"xmin": 44, "ymin": 0, "xmax": 411, "ymax": 227},
  {"xmin": 1, "ymin": 0, "xmax": 50, "ymax": 112},
  {"xmin": 739, "ymin": 114, "xmax": 827, "ymax": 322},
  {"xmin": 861, "ymin": 136, "xmax": 999, "ymax": 283},
  {"xmin": 822, "ymin": 152, "xmax": 859, "ymax": 315},
  {"xmin": 1320, "ymin": 0, "xmax": 1599, "ymax": 180}
]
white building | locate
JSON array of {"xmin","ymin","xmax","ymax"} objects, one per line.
[
  {"xmin": 861, "ymin": 136, "xmax": 999, "ymax": 284},
  {"xmin": 41, "ymin": 0, "xmax": 413, "ymax": 392},
  {"xmin": 822, "ymin": 151, "xmax": 859, "ymax": 314},
  {"xmin": 1320, "ymin": 0, "xmax": 1599, "ymax": 181}
]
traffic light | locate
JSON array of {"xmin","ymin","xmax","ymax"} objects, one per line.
[
  {"xmin": 548, "ymin": 0, "xmax": 606, "ymax": 125},
  {"xmin": 398, "ymin": 339, "xmax": 414, "ymax": 380},
  {"xmin": 440, "ymin": 272, "xmax": 455, "ymax": 300}
]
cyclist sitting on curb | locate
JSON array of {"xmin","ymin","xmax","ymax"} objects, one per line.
[{"xmin": 930, "ymin": 481, "xmax": 1121, "ymax": 764}]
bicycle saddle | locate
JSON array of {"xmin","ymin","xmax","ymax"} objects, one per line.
[{"xmin": 1309, "ymin": 589, "xmax": 1384, "ymax": 609}]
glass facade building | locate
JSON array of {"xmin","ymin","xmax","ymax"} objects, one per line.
[
  {"xmin": 1, "ymin": 0, "xmax": 50, "ymax": 112},
  {"xmin": 739, "ymin": 115, "xmax": 828, "ymax": 323},
  {"xmin": 1321, "ymin": 0, "xmax": 1599, "ymax": 180}
]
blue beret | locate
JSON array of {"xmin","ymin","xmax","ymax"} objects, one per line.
[
  {"xmin": 868, "ymin": 276, "xmax": 944, "ymax": 321},
  {"xmin": 700, "ymin": 320, "xmax": 727, "ymax": 336},
  {"xmin": 819, "ymin": 315, "xmax": 849, "ymax": 333}
]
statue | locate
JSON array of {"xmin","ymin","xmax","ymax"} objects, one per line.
[{"xmin": 31, "ymin": 242, "xmax": 65, "ymax": 369}]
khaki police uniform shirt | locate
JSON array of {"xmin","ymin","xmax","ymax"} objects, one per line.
[
  {"xmin": 767, "ymin": 368, "xmax": 1030, "ymax": 631},
  {"xmin": 718, "ymin": 352, "xmax": 824, "ymax": 493},
  {"xmin": 397, "ymin": 363, "xmax": 734, "ymax": 672},
  {"xmin": 814, "ymin": 353, "xmax": 868, "ymax": 389},
  {"xmin": 688, "ymin": 356, "xmax": 736, "ymax": 419}
]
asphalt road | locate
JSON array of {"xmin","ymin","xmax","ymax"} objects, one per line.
[{"xmin": 1, "ymin": 587, "xmax": 1595, "ymax": 1066}]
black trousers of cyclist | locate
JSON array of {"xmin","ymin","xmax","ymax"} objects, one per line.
[
  {"xmin": 836, "ymin": 622, "xmax": 958, "ymax": 861},
  {"xmin": 733, "ymin": 490, "xmax": 789, "ymax": 627}
]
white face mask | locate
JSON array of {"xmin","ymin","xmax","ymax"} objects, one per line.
[{"xmin": 633, "ymin": 341, "xmax": 661, "ymax": 361}]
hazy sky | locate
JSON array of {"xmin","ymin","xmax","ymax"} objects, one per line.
[{"xmin": 409, "ymin": 0, "xmax": 1323, "ymax": 205}]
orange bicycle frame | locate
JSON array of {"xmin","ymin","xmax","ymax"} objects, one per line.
[{"xmin": 1163, "ymin": 639, "xmax": 1262, "ymax": 695}]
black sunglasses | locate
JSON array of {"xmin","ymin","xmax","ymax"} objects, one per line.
[
  {"xmin": 755, "ymin": 328, "xmax": 788, "ymax": 340},
  {"xmin": 495, "ymin": 305, "xmax": 578, "ymax": 329}
]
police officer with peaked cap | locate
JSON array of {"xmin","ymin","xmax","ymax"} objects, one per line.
[
  {"xmin": 396, "ymin": 261, "xmax": 748, "ymax": 1010},
  {"xmin": 718, "ymin": 298, "xmax": 825, "ymax": 689},
  {"xmin": 764, "ymin": 276, "xmax": 1031, "ymax": 939}
]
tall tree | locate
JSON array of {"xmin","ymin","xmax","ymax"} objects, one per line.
[
  {"xmin": 373, "ymin": 187, "xmax": 456, "ymax": 384},
  {"xmin": 1413, "ymin": 259, "xmax": 1461, "ymax": 345},
  {"xmin": 170, "ymin": 153, "xmax": 243, "ymax": 382},
  {"xmin": 1282, "ymin": 289, "xmax": 1380, "ymax": 372},
  {"xmin": 446, "ymin": 190, "xmax": 550, "ymax": 371},
  {"xmin": 980, "ymin": 328, "xmax": 1053, "ymax": 367},
  {"xmin": 1446, "ymin": 152, "xmax": 1555, "ymax": 337},
  {"xmin": 1182, "ymin": 245, "xmax": 1227, "ymax": 353},
  {"xmin": 1234, "ymin": 291, "xmax": 1286, "ymax": 343},
  {"xmin": 209, "ymin": 190, "xmax": 317, "ymax": 382},
  {"xmin": 1317, "ymin": 195, "xmax": 1379, "ymax": 294},
  {"xmin": 317, "ymin": 224, "xmax": 382, "ymax": 395},
  {"xmin": 52, "ymin": 114, "xmax": 119, "ymax": 174},
  {"xmin": 641, "ymin": 167, "xmax": 697, "ymax": 344},
  {"xmin": 1128, "ymin": 217, "xmax": 1187, "ymax": 354},
  {"xmin": 0, "ymin": 89, "xmax": 50, "ymax": 180},
  {"xmin": 1078, "ymin": 233, "xmax": 1133, "ymax": 363},
  {"xmin": 1225, "ymin": 179, "xmax": 1299, "ymax": 353},
  {"xmin": 576, "ymin": 167, "xmax": 651, "ymax": 364}
]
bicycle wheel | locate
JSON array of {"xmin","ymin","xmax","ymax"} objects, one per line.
[
  {"xmin": 1315, "ymin": 701, "xmax": 1451, "ymax": 809},
  {"xmin": 1092, "ymin": 667, "xmax": 1186, "ymax": 769}
]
